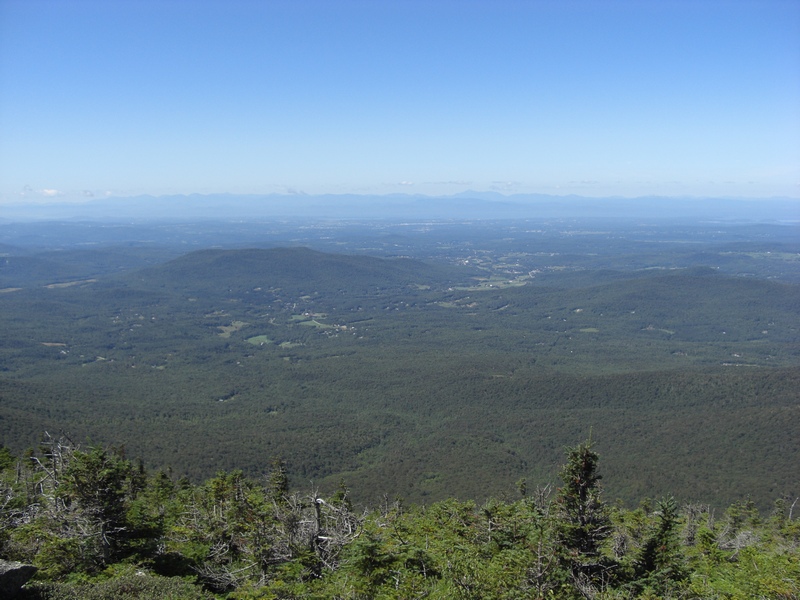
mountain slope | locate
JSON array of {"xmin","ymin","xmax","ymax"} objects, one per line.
[{"xmin": 130, "ymin": 246, "xmax": 468, "ymax": 295}]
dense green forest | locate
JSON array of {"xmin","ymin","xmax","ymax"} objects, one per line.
[
  {"xmin": 2, "ymin": 219, "xmax": 800, "ymax": 510},
  {"xmin": 1, "ymin": 218, "xmax": 799, "ymax": 596},
  {"xmin": 1, "ymin": 438, "xmax": 797, "ymax": 599}
]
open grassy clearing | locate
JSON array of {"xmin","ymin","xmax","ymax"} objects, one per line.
[
  {"xmin": 44, "ymin": 278, "xmax": 98, "ymax": 288},
  {"xmin": 217, "ymin": 320, "xmax": 248, "ymax": 337}
]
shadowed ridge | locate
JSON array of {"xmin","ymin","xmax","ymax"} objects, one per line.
[{"xmin": 128, "ymin": 246, "xmax": 465, "ymax": 295}]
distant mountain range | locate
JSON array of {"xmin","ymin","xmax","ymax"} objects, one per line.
[{"xmin": 2, "ymin": 192, "xmax": 798, "ymax": 222}]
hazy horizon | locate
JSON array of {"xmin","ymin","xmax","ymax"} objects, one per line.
[
  {"xmin": 2, "ymin": 190, "xmax": 798, "ymax": 224},
  {"xmin": 1, "ymin": 0, "xmax": 799, "ymax": 206}
]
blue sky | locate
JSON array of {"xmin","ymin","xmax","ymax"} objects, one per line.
[{"xmin": 1, "ymin": 0, "xmax": 799, "ymax": 204}]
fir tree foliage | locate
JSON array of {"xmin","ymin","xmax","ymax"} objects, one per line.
[
  {"xmin": 0, "ymin": 435, "xmax": 797, "ymax": 599},
  {"xmin": 631, "ymin": 496, "xmax": 686, "ymax": 595},
  {"xmin": 555, "ymin": 439, "xmax": 617, "ymax": 594}
]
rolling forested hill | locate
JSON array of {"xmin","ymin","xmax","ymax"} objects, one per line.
[
  {"xmin": 1, "ymin": 227, "xmax": 799, "ymax": 510},
  {"xmin": 135, "ymin": 247, "xmax": 472, "ymax": 295}
]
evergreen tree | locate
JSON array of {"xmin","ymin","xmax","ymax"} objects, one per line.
[
  {"xmin": 267, "ymin": 457, "xmax": 289, "ymax": 506},
  {"xmin": 632, "ymin": 496, "xmax": 686, "ymax": 595},
  {"xmin": 555, "ymin": 440, "xmax": 615, "ymax": 592}
]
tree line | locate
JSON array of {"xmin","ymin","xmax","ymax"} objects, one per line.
[{"xmin": 1, "ymin": 435, "xmax": 797, "ymax": 599}]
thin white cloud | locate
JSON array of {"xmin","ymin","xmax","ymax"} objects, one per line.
[
  {"xmin": 425, "ymin": 180, "xmax": 472, "ymax": 186},
  {"xmin": 489, "ymin": 181, "xmax": 520, "ymax": 192}
]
